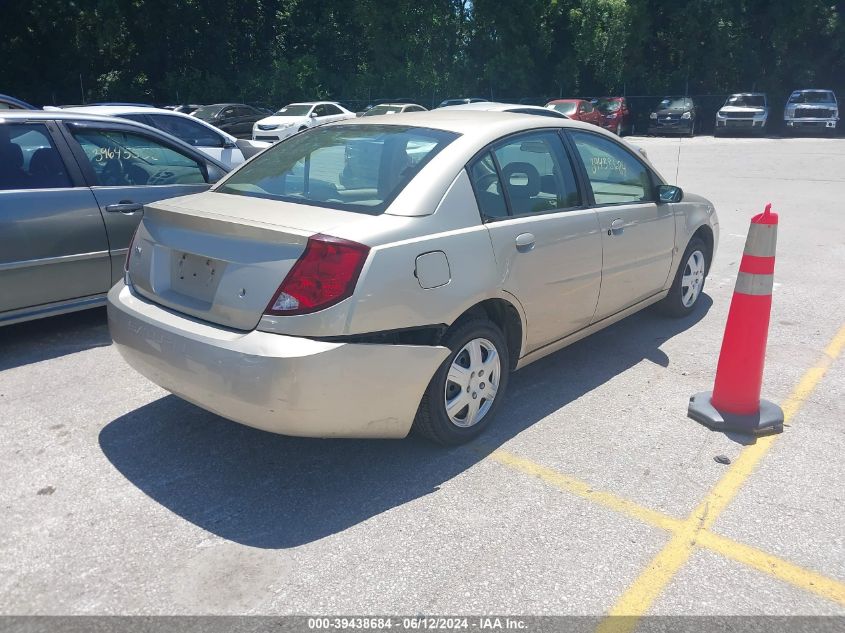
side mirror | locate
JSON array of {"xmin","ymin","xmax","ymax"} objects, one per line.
[
  {"xmin": 657, "ymin": 184, "xmax": 683, "ymax": 204},
  {"xmin": 309, "ymin": 111, "xmax": 318, "ymax": 118},
  {"xmin": 222, "ymin": 138, "xmax": 237, "ymax": 149}
]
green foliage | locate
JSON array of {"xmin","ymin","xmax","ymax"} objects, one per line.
[{"xmin": 1, "ymin": 0, "xmax": 843, "ymax": 107}]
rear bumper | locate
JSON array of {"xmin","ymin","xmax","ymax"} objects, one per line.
[{"xmin": 107, "ymin": 282, "xmax": 449, "ymax": 439}]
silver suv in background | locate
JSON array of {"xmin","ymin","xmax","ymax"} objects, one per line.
[
  {"xmin": 714, "ymin": 93, "xmax": 768, "ymax": 135},
  {"xmin": 784, "ymin": 89, "xmax": 839, "ymax": 134}
]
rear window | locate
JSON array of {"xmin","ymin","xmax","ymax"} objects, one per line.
[{"xmin": 216, "ymin": 124, "xmax": 459, "ymax": 214}]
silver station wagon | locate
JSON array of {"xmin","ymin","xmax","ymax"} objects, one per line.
[{"xmin": 108, "ymin": 111, "xmax": 719, "ymax": 444}]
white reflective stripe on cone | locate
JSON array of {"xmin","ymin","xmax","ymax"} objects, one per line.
[
  {"xmin": 735, "ymin": 272, "xmax": 774, "ymax": 296},
  {"xmin": 743, "ymin": 224, "xmax": 778, "ymax": 257}
]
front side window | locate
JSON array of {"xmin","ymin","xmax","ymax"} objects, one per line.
[
  {"xmin": 216, "ymin": 124, "xmax": 458, "ymax": 214},
  {"xmin": 71, "ymin": 128, "xmax": 206, "ymax": 186},
  {"xmin": 0, "ymin": 123, "xmax": 72, "ymax": 191},
  {"xmin": 147, "ymin": 114, "xmax": 224, "ymax": 148},
  {"xmin": 324, "ymin": 104, "xmax": 343, "ymax": 116},
  {"xmin": 570, "ymin": 131, "xmax": 653, "ymax": 205},
  {"xmin": 491, "ymin": 131, "xmax": 580, "ymax": 215}
]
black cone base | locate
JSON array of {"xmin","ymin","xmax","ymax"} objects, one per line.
[{"xmin": 688, "ymin": 391, "xmax": 784, "ymax": 435}]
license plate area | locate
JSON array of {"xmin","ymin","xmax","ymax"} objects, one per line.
[{"xmin": 170, "ymin": 251, "xmax": 225, "ymax": 303}]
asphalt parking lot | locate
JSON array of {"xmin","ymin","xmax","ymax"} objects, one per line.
[{"xmin": 1, "ymin": 135, "xmax": 844, "ymax": 621}]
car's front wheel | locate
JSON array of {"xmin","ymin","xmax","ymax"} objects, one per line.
[
  {"xmin": 413, "ymin": 318, "xmax": 510, "ymax": 445},
  {"xmin": 658, "ymin": 236, "xmax": 709, "ymax": 317}
]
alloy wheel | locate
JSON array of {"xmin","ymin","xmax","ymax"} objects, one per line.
[
  {"xmin": 681, "ymin": 249, "xmax": 706, "ymax": 307},
  {"xmin": 444, "ymin": 337, "xmax": 501, "ymax": 428}
]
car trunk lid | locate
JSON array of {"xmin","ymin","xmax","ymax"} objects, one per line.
[{"xmin": 127, "ymin": 192, "xmax": 371, "ymax": 330}]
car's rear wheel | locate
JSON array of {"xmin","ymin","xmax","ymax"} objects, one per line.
[
  {"xmin": 658, "ymin": 236, "xmax": 709, "ymax": 317},
  {"xmin": 412, "ymin": 318, "xmax": 510, "ymax": 445}
]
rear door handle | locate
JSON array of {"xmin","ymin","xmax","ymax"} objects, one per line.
[
  {"xmin": 105, "ymin": 201, "xmax": 143, "ymax": 215},
  {"xmin": 608, "ymin": 219, "xmax": 625, "ymax": 236},
  {"xmin": 515, "ymin": 232, "xmax": 536, "ymax": 252}
]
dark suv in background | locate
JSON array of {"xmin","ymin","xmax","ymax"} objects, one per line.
[{"xmin": 648, "ymin": 96, "xmax": 698, "ymax": 136}]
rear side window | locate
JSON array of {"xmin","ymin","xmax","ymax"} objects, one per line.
[
  {"xmin": 491, "ymin": 131, "xmax": 581, "ymax": 215},
  {"xmin": 570, "ymin": 131, "xmax": 653, "ymax": 205},
  {"xmin": 216, "ymin": 124, "xmax": 458, "ymax": 214},
  {"xmin": 0, "ymin": 123, "xmax": 71, "ymax": 190},
  {"xmin": 146, "ymin": 114, "xmax": 224, "ymax": 148},
  {"xmin": 71, "ymin": 128, "xmax": 206, "ymax": 186},
  {"xmin": 468, "ymin": 153, "xmax": 507, "ymax": 219}
]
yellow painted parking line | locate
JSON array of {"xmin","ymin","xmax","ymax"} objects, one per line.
[
  {"xmin": 596, "ymin": 322, "xmax": 845, "ymax": 630},
  {"xmin": 485, "ymin": 322, "xmax": 845, "ymax": 630},
  {"xmin": 489, "ymin": 444, "xmax": 845, "ymax": 615},
  {"xmin": 697, "ymin": 531, "xmax": 845, "ymax": 607},
  {"xmin": 488, "ymin": 449, "xmax": 682, "ymax": 532}
]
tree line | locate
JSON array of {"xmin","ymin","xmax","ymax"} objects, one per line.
[{"xmin": 2, "ymin": 0, "xmax": 844, "ymax": 108}]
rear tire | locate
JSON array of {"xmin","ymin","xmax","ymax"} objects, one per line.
[
  {"xmin": 412, "ymin": 318, "xmax": 510, "ymax": 445},
  {"xmin": 658, "ymin": 236, "xmax": 709, "ymax": 317}
]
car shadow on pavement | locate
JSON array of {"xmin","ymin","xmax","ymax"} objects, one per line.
[
  {"xmin": 0, "ymin": 308, "xmax": 111, "ymax": 372},
  {"xmin": 99, "ymin": 296, "xmax": 712, "ymax": 549}
]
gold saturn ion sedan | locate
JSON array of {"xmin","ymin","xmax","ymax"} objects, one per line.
[{"xmin": 108, "ymin": 111, "xmax": 719, "ymax": 444}]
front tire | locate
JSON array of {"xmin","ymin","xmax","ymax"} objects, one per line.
[
  {"xmin": 412, "ymin": 318, "xmax": 510, "ymax": 445},
  {"xmin": 658, "ymin": 236, "xmax": 709, "ymax": 317}
]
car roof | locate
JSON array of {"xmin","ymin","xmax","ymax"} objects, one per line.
[
  {"xmin": 729, "ymin": 92, "xmax": 766, "ymax": 97},
  {"xmin": 369, "ymin": 103, "xmax": 423, "ymax": 108},
  {"xmin": 440, "ymin": 101, "xmax": 544, "ymax": 112},
  {"xmin": 323, "ymin": 109, "xmax": 604, "ymax": 138}
]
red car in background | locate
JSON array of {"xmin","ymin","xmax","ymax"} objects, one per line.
[
  {"xmin": 593, "ymin": 96, "xmax": 632, "ymax": 136},
  {"xmin": 545, "ymin": 99, "xmax": 603, "ymax": 127}
]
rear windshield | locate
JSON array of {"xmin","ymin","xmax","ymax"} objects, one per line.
[
  {"xmin": 788, "ymin": 91, "xmax": 835, "ymax": 104},
  {"xmin": 550, "ymin": 102, "xmax": 577, "ymax": 115},
  {"xmin": 216, "ymin": 124, "xmax": 459, "ymax": 214}
]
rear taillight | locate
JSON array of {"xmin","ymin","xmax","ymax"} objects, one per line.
[{"xmin": 265, "ymin": 234, "xmax": 370, "ymax": 316}]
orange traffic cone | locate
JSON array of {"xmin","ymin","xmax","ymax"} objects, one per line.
[{"xmin": 688, "ymin": 204, "xmax": 784, "ymax": 435}]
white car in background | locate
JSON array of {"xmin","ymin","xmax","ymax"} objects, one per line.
[
  {"xmin": 252, "ymin": 102, "xmax": 355, "ymax": 142},
  {"xmin": 64, "ymin": 106, "xmax": 269, "ymax": 168}
]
